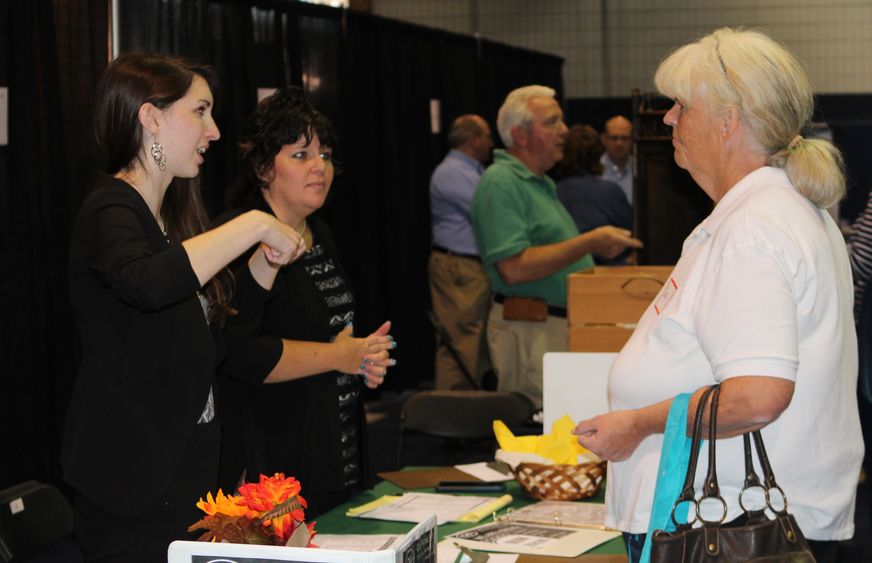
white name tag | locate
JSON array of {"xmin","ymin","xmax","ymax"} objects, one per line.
[{"xmin": 653, "ymin": 277, "xmax": 679, "ymax": 315}]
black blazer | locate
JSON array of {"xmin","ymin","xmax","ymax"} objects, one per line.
[{"xmin": 62, "ymin": 177, "xmax": 240, "ymax": 517}]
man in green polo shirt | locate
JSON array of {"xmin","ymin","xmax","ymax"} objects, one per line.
[{"xmin": 471, "ymin": 85, "xmax": 642, "ymax": 408}]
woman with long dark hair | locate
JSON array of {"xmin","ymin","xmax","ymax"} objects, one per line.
[{"xmin": 62, "ymin": 52, "xmax": 305, "ymax": 561}]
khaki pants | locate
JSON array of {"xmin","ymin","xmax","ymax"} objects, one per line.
[
  {"xmin": 487, "ymin": 301, "xmax": 567, "ymax": 409},
  {"xmin": 428, "ymin": 251, "xmax": 492, "ymax": 389}
]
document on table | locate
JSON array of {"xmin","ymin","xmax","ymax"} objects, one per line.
[
  {"xmin": 508, "ymin": 500, "xmax": 608, "ymax": 529},
  {"xmin": 448, "ymin": 521, "xmax": 620, "ymax": 558},
  {"xmin": 454, "ymin": 462, "xmax": 515, "ymax": 482},
  {"xmin": 347, "ymin": 492, "xmax": 512, "ymax": 525},
  {"xmin": 314, "ymin": 534, "xmax": 400, "ymax": 551},
  {"xmin": 437, "ymin": 540, "xmax": 519, "ymax": 563}
]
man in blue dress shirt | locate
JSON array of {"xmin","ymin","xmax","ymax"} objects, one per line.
[
  {"xmin": 429, "ymin": 115, "xmax": 494, "ymax": 389},
  {"xmin": 599, "ymin": 115, "xmax": 634, "ymax": 205}
]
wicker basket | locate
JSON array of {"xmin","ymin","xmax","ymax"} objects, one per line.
[{"xmin": 513, "ymin": 461, "xmax": 606, "ymax": 501}]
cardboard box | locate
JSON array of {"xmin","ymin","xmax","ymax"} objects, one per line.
[{"xmin": 567, "ymin": 266, "xmax": 673, "ymax": 352}]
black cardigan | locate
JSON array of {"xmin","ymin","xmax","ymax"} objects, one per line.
[
  {"xmin": 62, "ymin": 176, "xmax": 270, "ymax": 517},
  {"xmin": 217, "ymin": 210, "xmax": 371, "ymax": 516}
]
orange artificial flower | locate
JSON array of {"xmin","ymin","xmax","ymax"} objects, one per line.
[
  {"xmin": 237, "ymin": 473, "xmax": 310, "ymax": 541},
  {"xmin": 191, "ymin": 473, "xmax": 314, "ymax": 546},
  {"xmin": 196, "ymin": 489, "xmax": 248, "ymax": 517},
  {"xmin": 237, "ymin": 473, "xmax": 306, "ymax": 515}
]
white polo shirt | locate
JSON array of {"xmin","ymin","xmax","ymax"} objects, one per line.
[{"xmin": 605, "ymin": 166, "xmax": 862, "ymax": 540}]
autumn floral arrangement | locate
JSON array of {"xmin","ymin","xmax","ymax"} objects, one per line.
[{"xmin": 189, "ymin": 473, "xmax": 317, "ymax": 547}]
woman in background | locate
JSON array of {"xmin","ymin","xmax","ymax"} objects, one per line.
[
  {"xmin": 554, "ymin": 124, "xmax": 633, "ymax": 264},
  {"xmin": 63, "ymin": 52, "xmax": 304, "ymax": 562},
  {"xmin": 218, "ymin": 87, "xmax": 395, "ymax": 516}
]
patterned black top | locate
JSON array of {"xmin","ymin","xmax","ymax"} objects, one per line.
[
  {"xmin": 219, "ymin": 213, "xmax": 371, "ymax": 517},
  {"xmin": 851, "ymin": 192, "xmax": 872, "ymax": 320},
  {"xmin": 301, "ymin": 232, "xmax": 361, "ymax": 488}
]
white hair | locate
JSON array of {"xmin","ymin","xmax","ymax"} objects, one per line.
[
  {"xmin": 654, "ymin": 27, "xmax": 844, "ymax": 208},
  {"xmin": 497, "ymin": 85, "xmax": 556, "ymax": 148}
]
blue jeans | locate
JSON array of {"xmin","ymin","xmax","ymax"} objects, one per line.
[{"xmin": 623, "ymin": 532, "xmax": 646, "ymax": 563}]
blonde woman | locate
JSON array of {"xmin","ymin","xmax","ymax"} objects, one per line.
[{"xmin": 574, "ymin": 29, "xmax": 861, "ymax": 563}]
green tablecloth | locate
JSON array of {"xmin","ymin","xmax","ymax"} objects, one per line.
[{"xmin": 314, "ymin": 470, "xmax": 626, "ymax": 557}]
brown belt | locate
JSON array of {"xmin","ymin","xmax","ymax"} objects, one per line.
[
  {"xmin": 432, "ymin": 245, "xmax": 480, "ymax": 262},
  {"xmin": 495, "ymin": 293, "xmax": 566, "ymax": 319}
]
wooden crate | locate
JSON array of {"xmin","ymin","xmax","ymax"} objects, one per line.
[{"xmin": 567, "ymin": 266, "xmax": 673, "ymax": 352}]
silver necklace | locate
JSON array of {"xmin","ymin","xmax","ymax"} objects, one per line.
[{"xmin": 121, "ymin": 178, "xmax": 167, "ymax": 240}]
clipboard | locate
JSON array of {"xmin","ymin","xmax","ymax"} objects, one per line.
[
  {"xmin": 507, "ymin": 500, "xmax": 609, "ymax": 530},
  {"xmin": 377, "ymin": 467, "xmax": 478, "ymax": 489}
]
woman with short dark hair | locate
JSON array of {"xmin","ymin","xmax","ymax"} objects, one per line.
[{"xmin": 218, "ymin": 87, "xmax": 395, "ymax": 517}]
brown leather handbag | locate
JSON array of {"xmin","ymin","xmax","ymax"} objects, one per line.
[{"xmin": 650, "ymin": 385, "xmax": 816, "ymax": 562}]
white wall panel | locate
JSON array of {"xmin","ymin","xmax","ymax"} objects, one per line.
[{"xmin": 373, "ymin": 0, "xmax": 872, "ymax": 97}]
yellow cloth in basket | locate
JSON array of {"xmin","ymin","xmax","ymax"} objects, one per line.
[{"xmin": 493, "ymin": 415, "xmax": 589, "ymax": 465}]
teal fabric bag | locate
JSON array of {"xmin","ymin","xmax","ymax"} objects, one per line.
[{"xmin": 638, "ymin": 392, "xmax": 694, "ymax": 563}]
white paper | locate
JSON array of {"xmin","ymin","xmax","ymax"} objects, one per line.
[
  {"xmin": 315, "ymin": 533, "xmax": 399, "ymax": 551},
  {"xmin": 393, "ymin": 514, "xmax": 439, "ymax": 561},
  {"xmin": 454, "ymin": 462, "xmax": 514, "ymax": 482},
  {"xmin": 437, "ymin": 540, "xmax": 518, "ymax": 563},
  {"xmin": 508, "ymin": 500, "xmax": 608, "ymax": 529},
  {"xmin": 494, "ymin": 449, "xmax": 553, "ymax": 470},
  {"xmin": 167, "ymin": 515, "xmax": 438, "ymax": 563},
  {"xmin": 167, "ymin": 540, "xmax": 396, "ymax": 562},
  {"xmin": 448, "ymin": 521, "xmax": 620, "ymax": 558},
  {"xmin": 358, "ymin": 492, "xmax": 498, "ymax": 525},
  {"xmin": 543, "ymin": 352, "xmax": 615, "ymax": 430}
]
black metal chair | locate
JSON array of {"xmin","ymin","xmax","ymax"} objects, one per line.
[
  {"xmin": 0, "ymin": 481, "xmax": 82, "ymax": 562},
  {"xmin": 427, "ymin": 310, "xmax": 480, "ymax": 390},
  {"xmin": 396, "ymin": 390, "xmax": 534, "ymax": 468}
]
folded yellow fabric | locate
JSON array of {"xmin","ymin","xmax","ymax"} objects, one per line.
[
  {"xmin": 493, "ymin": 415, "xmax": 590, "ymax": 465},
  {"xmin": 455, "ymin": 494, "xmax": 513, "ymax": 523},
  {"xmin": 345, "ymin": 495, "xmax": 401, "ymax": 517}
]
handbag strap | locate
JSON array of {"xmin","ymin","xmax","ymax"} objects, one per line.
[
  {"xmin": 751, "ymin": 429, "xmax": 791, "ymax": 515},
  {"xmin": 672, "ymin": 385, "xmax": 717, "ymax": 512},
  {"xmin": 738, "ymin": 433, "xmax": 769, "ymax": 516},
  {"xmin": 751, "ymin": 430, "xmax": 777, "ymax": 488},
  {"xmin": 742, "ymin": 434, "xmax": 763, "ymax": 489},
  {"xmin": 696, "ymin": 385, "xmax": 730, "ymax": 525},
  {"xmin": 701, "ymin": 385, "xmax": 721, "ymax": 499},
  {"xmin": 701, "ymin": 387, "xmax": 791, "ymax": 520}
]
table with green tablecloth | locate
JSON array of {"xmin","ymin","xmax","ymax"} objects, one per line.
[{"xmin": 314, "ymin": 469, "xmax": 628, "ymax": 561}]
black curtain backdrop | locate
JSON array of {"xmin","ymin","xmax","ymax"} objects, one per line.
[
  {"xmin": 1, "ymin": 0, "xmax": 563, "ymax": 491},
  {"xmin": 0, "ymin": 0, "xmax": 108, "ymax": 491}
]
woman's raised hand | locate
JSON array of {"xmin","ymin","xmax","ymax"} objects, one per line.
[
  {"xmin": 258, "ymin": 213, "xmax": 307, "ymax": 266},
  {"xmin": 333, "ymin": 321, "xmax": 396, "ymax": 389}
]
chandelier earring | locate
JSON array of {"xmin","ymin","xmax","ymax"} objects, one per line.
[{"xmin": 151, "ymin": 140, "xmax": 167, "ymax": 171}]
